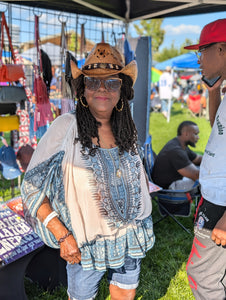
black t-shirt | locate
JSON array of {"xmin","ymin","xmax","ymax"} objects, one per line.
[{"xmin": 152, "ymin": 137, "xmax": 197, "ymax": 189}]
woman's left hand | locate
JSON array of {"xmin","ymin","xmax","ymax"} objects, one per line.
[{"xmin": 60, "ymin": 234, "xmax": 81, "ymax": 264}]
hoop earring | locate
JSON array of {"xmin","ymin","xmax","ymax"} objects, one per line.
[
  {"xmin": 115, "ymin": 99, "xmax": 124, "ymax": 112},
  {"xmin": 80, "ymin": 96, "xmax": 89, "ymax": 108}
]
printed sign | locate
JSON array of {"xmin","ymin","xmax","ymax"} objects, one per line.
[
  {"xmin": 0, "ymin": 200, "xmax": 44, "ymax": 267},
  {"xmin": 5, "ymin": 196, "xmax": 24, "ymax": 217},
  {"xmin": 149, "ymin": 181, "xmax": 162, "ymax": 193}
]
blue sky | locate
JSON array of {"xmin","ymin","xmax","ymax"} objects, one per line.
[{"xmin": 130, "ymin": 11, "xmax": 226, "ymax": 50}]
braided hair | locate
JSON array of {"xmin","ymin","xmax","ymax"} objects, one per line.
[{"xmin": 71, "ymin": 73, "xmax": 138, "ymax": 156}]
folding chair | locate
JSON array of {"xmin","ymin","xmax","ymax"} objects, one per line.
[
  {"xmin": 187, "ymin": 94, "xmax": 202, "ymax": 117},
  {"xmin": 143, "ymin": 135, "xmax": 200, "ymax": 234}
]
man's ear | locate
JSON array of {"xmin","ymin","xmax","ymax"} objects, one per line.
[
  {"xmin": 181, "ymin": 128, "xmax": 188, "ymax": 139},
  {"xmin": 218, "ymin": 43, "xmax": 226, "ymax": 56}
]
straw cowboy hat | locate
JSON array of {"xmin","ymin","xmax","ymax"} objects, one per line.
[{"xmin": 70, "ymin": 42, "xmax": 138, "ymax": 85}]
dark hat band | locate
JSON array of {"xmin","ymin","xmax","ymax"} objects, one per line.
[{"xmin": 82, "ymin": 63, "xmax": 123, "ymax": 71}]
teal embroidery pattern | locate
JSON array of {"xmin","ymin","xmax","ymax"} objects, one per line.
[
  {"xmin": 85, "ymin": 148, "xmax": 141, "ymax": 226},
  {"xmin": 22, "ymin": 151, "xmax": 72, "ymax": 249}
]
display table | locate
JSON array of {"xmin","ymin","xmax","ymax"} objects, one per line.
[
  {"xmin": 0, "ymin": 198, "xmax": 67, "ymax": 299},
  {"xmin": 0, "ymin": 247, "xmax": 43, "ymax": 300},
  {"xmin": 26, "ymin": 245, "xmax": 67, "ymax": 291}
]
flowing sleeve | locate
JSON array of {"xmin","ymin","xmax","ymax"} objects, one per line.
[{"xmin": 21, "ymin": 113, "xmax": 76, "ymax": 248}]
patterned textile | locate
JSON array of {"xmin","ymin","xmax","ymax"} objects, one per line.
[
  {"xmin": 15, "ymin": 50, "xmax": 36, "ymax": 149},
  {"xmin": 21, "ymin": 113, "xmax": 155, "ymax": 271},
  {"xmin": 17, "ymin": 107, "xmax": 30, "ymax": 147},
  {"xmin": 61, "ymin": 98, "xmax": 75, "ymax": 114}
]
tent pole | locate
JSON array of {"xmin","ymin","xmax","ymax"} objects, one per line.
[{"xmin": 124, "ymin": 0, "xmax": 130, "ymax": 38}]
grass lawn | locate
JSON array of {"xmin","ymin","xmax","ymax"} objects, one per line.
[
  {"xmin": 2, "ymin": 102, "xmax": 212, "ymax": 299},
  {"xmin": 149, "ymin": 102, "xmax": 211, "ymax": 155}
]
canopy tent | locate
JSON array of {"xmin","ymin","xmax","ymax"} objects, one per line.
[
  {"xmin": 154, "ymin": 52, "xmax": 200, "ymax": 70},
  {"xmin": 21, "ymin": 42, "xmax": 76, "ymax": 66},
  {"xmin": 190, "ymin": 73, "xmax": 201, "ymax": 81},
  {"xmin": 5, "ymin": 0, "xmax": 226, "ymax": 22}
]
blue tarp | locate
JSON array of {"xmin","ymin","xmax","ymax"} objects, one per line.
[{"xmin": 154, "ymin": 52, "xmax": 200, "ymax": 70}]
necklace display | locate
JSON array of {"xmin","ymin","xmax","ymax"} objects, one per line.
[{"xmin": 100, "ymin": 142, "xmax": 122, "ymax": 178}]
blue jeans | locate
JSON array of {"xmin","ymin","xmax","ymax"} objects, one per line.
[
  {"xmin": 67, "ymin": 256, "xmax": 141, "ymax": 300},
  {"xmin": 161, "ymin": 99, "xmax": 171, "ymax": 113}
]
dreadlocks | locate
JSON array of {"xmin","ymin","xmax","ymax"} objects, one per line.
[{"xmin": 71, "ymin": 73, "xmax": 138, "ymax": 156}]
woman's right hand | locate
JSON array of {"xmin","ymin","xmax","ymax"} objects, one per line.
[{"xmin": 60, "ymin": 234, "xmax": 81, "ymax": 264}]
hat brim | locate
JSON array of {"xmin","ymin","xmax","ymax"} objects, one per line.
[
  {"xmin": 70, "ymin": 60, "xmax": 138, "ymax": 86},
  {"xmin": 184, "ymin": 41, "xmax": 218, "ymax": 50},
  {"xmin": 184, "ymin": 43, "xmax": 200, "ymax": 50},
  {"xmin": 1, "ymin": 162, "xmax": 21, "ymax": 180}
]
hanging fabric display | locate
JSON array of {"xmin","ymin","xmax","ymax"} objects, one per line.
[
  {"xmin": 0, "ymin": 85, "xmax": 27, "ymax": 103},
  {"xmin": 80, "ymin": 22, "xmax": 86, "ymax": 58},
  {"xmin": 0, "ymin": 12, "xmax": 27, "ymax": 110},
  {"xmin": 17, "ymin": 106, "xmax": 31, "ymax": 148},
  {"xmin": 60, "ymin": 19, "xmax": 75, "ymax": 115},
  {"xmin": 101, "ymin": 21, "xmax": 105, "ymax": 43},
  {"xmin": 14, "ymin": 46, "xmax": 36, "ymax": 150},
  {"xmin": 0, "ymin": 103, "xmax": 17, "ymax": 115},
  {"xmin": 40, "ymin": 49, "xmax": 52, "ymax": 94},
  {"xmin": 0, "ymin": 64, "xmax": 25, "ymax": 82},
  {"xmin": 111, "ymin": 24, "xmax": 116, "ymax": 46},
  {"xmin": 124, "ymin": 39, "xmax": 135, "ymax": 65},
  {"xmin": 61, "ymin": 21, "xmax": 69, "ymax": 98},
  {"xmin": 0, "ymin": 115, "xmax": 19, "ymax": 132},
  {"xmin": 0, "ymin": 12, "xmax": 25, "ymax": 82},
  {"xmin": 33, "ymin": 15, "xmax": 53, "ymax": 131}
]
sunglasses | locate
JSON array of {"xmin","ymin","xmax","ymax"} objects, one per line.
[
  {"xmin": 195, "ymin": 43, "xmax": 216, "ymax": 60},
  {"xmin": 84, "ymin": 76, "xmax": 122, "ymax": 92}
]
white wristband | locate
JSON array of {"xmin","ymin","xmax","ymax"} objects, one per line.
[{"xmin": 43, "ymin": 211, "xmax": 58, "ymax": 227}]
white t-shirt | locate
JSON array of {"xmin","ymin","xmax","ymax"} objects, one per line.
[
  {"xmin": 200, "ymin": 94, "xmax": 226, "ymax": 206},
  {"xmin": 159, "ymin": 71, "xmax": 173, "ymax": 100}
]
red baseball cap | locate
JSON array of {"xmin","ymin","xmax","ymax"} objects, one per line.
[{"xmin": 184, "ymin": 19, "xmax": 226, "ymax": 50}]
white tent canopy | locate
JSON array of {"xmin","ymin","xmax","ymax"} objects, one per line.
[{"xmin": 21, "ymin": 42, "xmax": 75, "ymax": 66}]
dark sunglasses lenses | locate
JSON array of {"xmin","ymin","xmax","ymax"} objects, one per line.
[
  {"xmin": 84, "ymin": 77, "xmax": 121, "ymax": 91},
  {"xmin": 105, "ymin": 79, "xmax": 122, "ymax": 91}
]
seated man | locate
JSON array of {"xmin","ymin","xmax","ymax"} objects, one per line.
[{"xmin": 152, "ymin": 120, "xmax": 202, "ymax": 190}]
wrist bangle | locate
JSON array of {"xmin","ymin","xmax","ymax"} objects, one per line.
[
  {"xmin": 57, "ymin": 231, "xmax": 72, "ymax": 245},
  {"xmin": 43, "ymin": 211, "xmax": 58, "ymax": 227}
]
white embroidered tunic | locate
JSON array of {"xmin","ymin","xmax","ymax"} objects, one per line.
[{"xmin": 21, "ymin": 113, "xmax": 155, "ymax": 271}]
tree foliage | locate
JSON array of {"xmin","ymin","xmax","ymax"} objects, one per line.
[
  {"xmin": 155, "ymin": 38, "xmax": 195, "ymax": 62},
  {"xmin": 68, "ymin": 32, "xmax": 80, "ymax": 52},
  {"xmin": 134, "ymin": 19, "xmax": 164, "ymax": 53},
  {"xmin": 133, "ymin": 19, "xmax": 197, "ymax": 62}
]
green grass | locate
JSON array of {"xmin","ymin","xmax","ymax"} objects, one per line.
[
  {"xmin": 3, "ymin": 102, "xmax": 212, "ymax": 299},
  {"xmin": 149, "ymin": 102, "xmax": 211, "ymax": 155}
]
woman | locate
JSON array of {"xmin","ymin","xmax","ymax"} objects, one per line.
[{"xmin": 22, "ymin": 43, "xmax": 155, "ymax": 300}]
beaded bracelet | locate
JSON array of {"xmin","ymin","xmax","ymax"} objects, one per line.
[
  {"xmin": 43, "ymin": 211, "xmax": 58, "ymax": 227},
  {"xmin": 57, "ymin": 231, "xmax": 72, "ymax": 245}
]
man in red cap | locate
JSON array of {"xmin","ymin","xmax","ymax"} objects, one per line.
[{"xmin": 185, "ymin": 19, "xmax": 226, "ymax": 299}]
